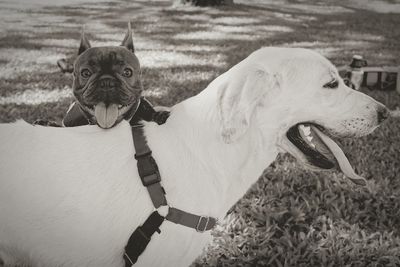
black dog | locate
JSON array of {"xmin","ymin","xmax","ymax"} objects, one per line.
[
  {"xmin": 36, "ymin": 23, "xmax": 169, "ymax": 128},
  {"xmin": 69, "ymin": 22, "xmax": 143, "ymax": 128}
]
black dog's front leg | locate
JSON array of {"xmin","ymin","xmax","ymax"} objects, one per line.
[
  {"xmin": 130, "ymin": 97, "xmax": 170, "ymax": 125},
  {"xmin": 152, "ymin": 111, "xmax": 170, "ymax": 125},
  {"xmin": 34, "ymin": 98, "xmax": 170, "ymax": 128},
  {"xmin": 33, "ymin": 119, "xmax": 62, "ymax": 127}
]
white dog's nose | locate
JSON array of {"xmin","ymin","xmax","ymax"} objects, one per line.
[{"xmin": 377, "ymin": 105, "xmax": 390, "ymax": 124}]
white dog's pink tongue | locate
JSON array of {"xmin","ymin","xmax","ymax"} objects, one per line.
[
  {"xmin": 94, "ymin": 103, "xmax": 119, "ymax": 129},
  {"xmin": 312, "ymin": 126, "xmax": 367, "ymax": 186}
]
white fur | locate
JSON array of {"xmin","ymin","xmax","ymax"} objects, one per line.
[{"xmin": 0, "ymin": 48, "xmax": 385, "ymax": 267}]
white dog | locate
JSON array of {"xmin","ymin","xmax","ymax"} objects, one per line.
[{"xmin": 0, "ymin": 48, "xmax": 388, "ymax": 267}]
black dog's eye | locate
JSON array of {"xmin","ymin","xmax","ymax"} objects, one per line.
[
  {"xmin": 80, "ymin": 69, "xmax": 92, "ymax": 79},
  {"xmin": 323, "ymin": 80, "xmax": 339, "ymax": 89},
  {"xmin": 122, "ymin": 68, "xmax": 133, "ymax": 78}
]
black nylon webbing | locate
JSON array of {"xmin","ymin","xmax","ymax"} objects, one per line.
[
  {"xmin": 125, "ymin": 124, "xmax": 218, "ymax": 266},
  {"xmin": 166, "ymin": 207, "xmax": 217, "ymax": 232},
  {"xmin": 131, "ymin": 125, "xmax": 167, "ymax": 208},
  {"xmin": 124, "ymin": 211, "xmax": 164, "ymax": 266}
]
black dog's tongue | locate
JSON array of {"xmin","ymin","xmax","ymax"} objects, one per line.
[{"xmin": 94, "ymin": 103, "xmax": 119, "ymax": 129}]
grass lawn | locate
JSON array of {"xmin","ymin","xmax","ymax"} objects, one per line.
[{"xmin": 1, "ymin": 0, "xmax": 400, "ymax": 266}]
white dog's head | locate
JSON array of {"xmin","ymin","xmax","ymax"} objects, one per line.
[{"xmin": 218, "ymin": 47, "xmax": 389, "ymax": 185}]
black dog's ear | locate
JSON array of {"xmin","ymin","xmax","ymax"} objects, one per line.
[
  {"xmin": 78, "ymin": 27, "xmax": 91, "ymax": 55},
  {"xmin": 121, "ymin": 21, "xmax": 134, "ymax": 53}
]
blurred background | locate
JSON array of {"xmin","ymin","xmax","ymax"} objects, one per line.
[{"xmin": 0, "ymin": 0, "xmax": 399, "ymax": 266}]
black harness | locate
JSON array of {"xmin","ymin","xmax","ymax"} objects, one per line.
[
  {"xmin": 50, "ymin": 97, "xmax": 216, "ymax": 265},
  {"xmin": 62, "ymin": 97, "xmax": 170, "ymax": 127},
  {"xmin": 123, "ymin": 121, "xmax": 218, "ymax": 266}
]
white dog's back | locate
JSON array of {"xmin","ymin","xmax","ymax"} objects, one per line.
[
  {"xmin": 0, "ymin": 121, "xmax": 212, "ymax": 267},
  {"xmin": 0, "ymin": 121, "xmax": 151, "ymax": 266}
]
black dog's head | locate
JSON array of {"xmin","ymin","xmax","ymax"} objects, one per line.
[{"xmin": 72, "ymin": 23, "xmax": 142, "ymax": 129}]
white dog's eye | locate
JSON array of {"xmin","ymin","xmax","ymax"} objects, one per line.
[{"xmin": 323, "ymin": 80, "xmax": 339, "ymax": 89}]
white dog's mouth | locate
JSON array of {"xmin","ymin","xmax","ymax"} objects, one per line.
[{"xmin": 286, "ymin": 123, "xmax": 367, "ymax": 186}]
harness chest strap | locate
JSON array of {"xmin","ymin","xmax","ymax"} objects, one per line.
[
  {"xmin": 131, "ymin": 125, "xmax": 167, "ymax": 208},
  {"xmin": 124, "ymin": 125, "xmax": 217, "ymax": 266}
]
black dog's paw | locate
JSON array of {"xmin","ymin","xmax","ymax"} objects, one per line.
[
  {"xmin": 33, "ymin": 119, "xmax": 62, "ymax": 127},
  {"xmin": 152, "ymin": 111, "xmax": 170, "ymax": 125}
]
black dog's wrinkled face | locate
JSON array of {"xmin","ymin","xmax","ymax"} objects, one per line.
[{"xmin": 72, "ymin": 24, "xmax": 142, "ymax": 129}]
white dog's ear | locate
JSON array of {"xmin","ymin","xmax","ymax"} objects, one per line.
[{"xmin": 218, "ymin": 67, "xmax": 280, "ymax": 143}]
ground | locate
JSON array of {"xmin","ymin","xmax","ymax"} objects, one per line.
[{"xmin": 0, "ymin": 0, "xmax": 400, "ymax": 266}]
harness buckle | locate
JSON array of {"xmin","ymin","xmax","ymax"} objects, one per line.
[
  {"xmin": 142, "ymin": 173, "xmax": 161, "ymax": 187},
  {"xmin": 136, "ymin": 156, "xmax": 161, "ymax": 187},
  {"xmin": 134, "ymin": 151, "xmax": 152, "ymax": 159},
  {"xmin": 196, "ymin": 216, "xmax": 210, "ymax": 233}
]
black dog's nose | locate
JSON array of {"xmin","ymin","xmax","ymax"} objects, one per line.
[
  {"xmin": 99, "ymin": 78, "xmax": 118, "ymax": 88},
  {"xmin": 377, "ymin": 106, "xmax": 390, "ymax": 123},
  {"xmin": 98, "ymin": 74, "xmax": 119, "ymax": 89}
]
